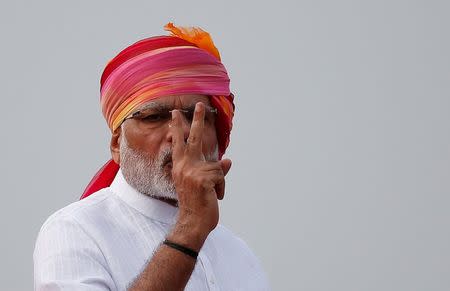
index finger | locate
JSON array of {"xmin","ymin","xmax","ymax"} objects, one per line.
[
  {"xmin": 170, "ymin": 109, "xmax": 185, "ymax": 161},
  {"xmin": 186, "ymin": 102, "xmax": 205, "ymax": 157}
]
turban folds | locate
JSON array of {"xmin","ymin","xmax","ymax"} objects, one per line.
[{"xmin": 81, "ymin": 23, "xmax": 235, "ymax": 199}]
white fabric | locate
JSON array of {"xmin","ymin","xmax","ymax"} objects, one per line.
[{"xmin": 34, "ymin": 170, "xmax": 271, "ymax": 291}]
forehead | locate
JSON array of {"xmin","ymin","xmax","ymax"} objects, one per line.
[{"xmin": 137, "ymin": 94, "xmax": 211, "ymax": 110}]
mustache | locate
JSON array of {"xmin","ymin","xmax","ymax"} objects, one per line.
[{"xmin": 160, "ymin": 149, "xmax": 172, "ymax": 167}]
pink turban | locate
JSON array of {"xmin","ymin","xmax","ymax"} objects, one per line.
[{"xmin": 81, "ymin": 23, "xmax": 235, "ymax": 199}]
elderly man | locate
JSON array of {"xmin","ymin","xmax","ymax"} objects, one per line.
[{"xmin": 34, "ymin": 23, "xmax": 270, "ymax": 291}]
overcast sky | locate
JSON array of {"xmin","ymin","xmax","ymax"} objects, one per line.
[{"xmin": 1, "ymin": 1, "xmax": 449, "ymax": 290}]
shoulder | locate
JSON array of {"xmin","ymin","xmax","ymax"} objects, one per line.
[
  {"xmin": 34, "ymin": 188, "xmax": 117, "ymax": 254},
  {"xmin": 209, "ymin": 224, "xmax": 262, "ymax": 263},
  {"xmin": 33, "ymin": 189, "xmax": 117, "ymax": 289},
  {"xmin": 212, "ymin": 224, "xmax": 252, "ymax": 249},
  {"xmin": 44, "ymin": 188, "xmax": 111, "ymax": 221},
  {"xmin": 206, "ymin": 225, "xmax": 272, "ymax": 290}
]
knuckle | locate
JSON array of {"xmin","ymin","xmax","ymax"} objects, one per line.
[
  {"xmin": 194, "ymin": 175, "xmax": 212, "ymax": 189},
  {"xmin": 187, "ymin": 135, "xmax": 198, "ymax": 145}
]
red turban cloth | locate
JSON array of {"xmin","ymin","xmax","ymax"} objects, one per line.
[{"xmin": 81, "ymin": 23, "xmax": 235, "ymax": 199}]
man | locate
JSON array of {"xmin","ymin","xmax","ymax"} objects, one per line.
[{"xmin": 34, "ymin": 23, "xmax": 270, "ymax": 290}]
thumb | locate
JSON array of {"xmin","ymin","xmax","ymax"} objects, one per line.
[{"xmin": 219, "ymin": 158, "xmax": 232, "ymax": 176}]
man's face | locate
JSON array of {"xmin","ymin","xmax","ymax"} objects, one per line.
[{"xmin": 113, "ymin": 94, "xmax": 219, "ymax": 201}]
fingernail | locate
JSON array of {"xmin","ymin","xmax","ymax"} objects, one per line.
[{"xmin": 195, "ymin": 102, "xmax": 202, "ymax": 112}]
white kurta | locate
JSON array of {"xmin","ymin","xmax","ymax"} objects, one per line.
[{"xmin": 34, "ymin": 170, "xmax": 271, "ymax": 291}]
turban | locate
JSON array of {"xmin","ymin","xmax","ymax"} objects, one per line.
[{"xmin": 81, "ymin": 23, "xmax": 235, "ymax": 199}]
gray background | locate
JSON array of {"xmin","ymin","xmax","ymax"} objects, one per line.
[{"xmin": 1, "ymin": 0, "xmax": 449, "ymax": 290}]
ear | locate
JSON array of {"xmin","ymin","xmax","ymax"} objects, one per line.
[{"xmin": 110, "ymin": 126, "xmax": 122, "ymax": 164}]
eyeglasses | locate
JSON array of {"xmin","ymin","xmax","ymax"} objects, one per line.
[{"xmin": 123, "ymin": 104, "xmax": 218, "ymax": 130}]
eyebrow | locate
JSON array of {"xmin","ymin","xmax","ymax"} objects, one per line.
[{"xmin": 135, "ymin": 102, "xmax": 167, "ymax": 112}]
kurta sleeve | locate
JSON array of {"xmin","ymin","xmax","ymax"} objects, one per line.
[{"xmin": 33, "ymin": 214, "xmax": 116, "ymax": 291}]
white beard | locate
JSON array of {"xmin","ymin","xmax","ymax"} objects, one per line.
[{"xmin": 119, "ymin": 132, "xmax": 219, "ymax": 202}]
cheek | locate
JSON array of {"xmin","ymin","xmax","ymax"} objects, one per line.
[
  {"xmin": 125, "ymin": 128, "xmax": 168, "ymax": 154},
  {"xmin": 144, "ymin": 132, "xmax": 168, "ymax": 152}
]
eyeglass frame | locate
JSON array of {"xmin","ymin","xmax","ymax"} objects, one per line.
[{"xmin": 121, "ymin": 102, "xmax": 218, "ymax": 129}]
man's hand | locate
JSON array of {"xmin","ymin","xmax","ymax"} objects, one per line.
[{"xmin": 169, "ymin": 102, "xmax": 232, "ymax": 250}]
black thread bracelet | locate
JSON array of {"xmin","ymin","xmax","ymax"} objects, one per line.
[{"xmin": 163, "ymin": 239, "xmax": 198, "ymax": 259}]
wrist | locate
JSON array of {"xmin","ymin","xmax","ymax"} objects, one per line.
[
  {"xmin": 168, "ymin": 217, "xmax": 210, "ymax": 252},
  {"xmin": 163, "ymin": 239, "xmax": 198, "ymax": 259}
]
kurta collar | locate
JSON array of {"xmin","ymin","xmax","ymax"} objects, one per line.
[{"xmin": 109, "ymin": 170, "xmax": 178, "ymax": 224}]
